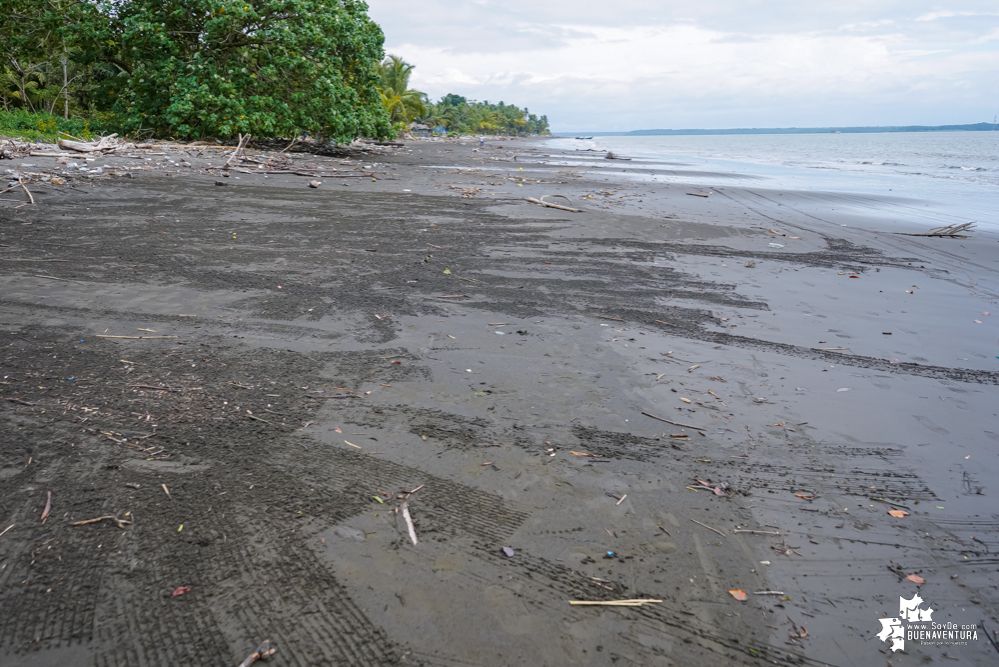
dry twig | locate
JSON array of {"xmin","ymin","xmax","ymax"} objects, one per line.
[
  {"xmin": 641, "ymin": 411, "xmax": 700, "ymax": 430},
  {"xmin": 690, "ymin": 518, "xmax": 725, "ymax": 537},
  {"xmin": 71, "ymin": 515, "xmax": 133, "ymax": 528}
]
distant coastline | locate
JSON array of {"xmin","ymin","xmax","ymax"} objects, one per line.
[{"xmin": 555, "ymin": 122, "xmax": 997, "ymax": 137}]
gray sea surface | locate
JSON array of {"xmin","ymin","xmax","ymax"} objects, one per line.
[{"xmin": 541, "ymin": 131, "xmax": 999, "ymax": 233}]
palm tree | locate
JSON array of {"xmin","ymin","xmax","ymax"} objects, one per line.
[{"xmin": 376, "ymin": 55, "xmax": 425, "ymax": 124}]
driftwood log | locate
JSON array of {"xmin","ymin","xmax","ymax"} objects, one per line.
[{"xmin": 58, "ymin": 134, "xmax": 125, "ymax": 153}]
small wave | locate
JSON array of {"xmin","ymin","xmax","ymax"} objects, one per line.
[{"xmin": 945, "ymin": 165, "xmax": 987, "ymax": 171}]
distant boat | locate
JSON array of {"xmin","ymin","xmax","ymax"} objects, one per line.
[
  {"xmin": 575, "ymin": 136, "xmax": 593, "ymax": 139},
  {"xmin": 830, "ymin": 130, "xmax": 841, "ymax": 134}
]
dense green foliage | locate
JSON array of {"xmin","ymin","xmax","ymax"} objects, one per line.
[
  {"xmin": 1, "ymin": 0, "xmax": 393, "ymax": 141},
  {"xmin": 372, "ymin": 57, "xmax": 549, "ymax": 136},
  {"xmin": 0, "ymin": 108, "xmax": 121, "ymax": 141},
  {"xmin": 418, "ymin": 94, "xmax": 549, "ymax": 135},
  {"xmin": 375, "ymin": 55, "xmax": 424, "ymax": 125}
]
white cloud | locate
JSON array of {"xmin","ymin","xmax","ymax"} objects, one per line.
[{"xmin": 368, "ymin": 1, "xmax": 999, "ymax": 130}]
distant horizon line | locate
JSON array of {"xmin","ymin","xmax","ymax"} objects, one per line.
[{"xmin": 552, "ymin": 121, "xmax": 997, "ymax": 137}]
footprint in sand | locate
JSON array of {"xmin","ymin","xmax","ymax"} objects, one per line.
[{"xmin": 913, "ymin": 415, "xmax": 949, "ymax": 435}]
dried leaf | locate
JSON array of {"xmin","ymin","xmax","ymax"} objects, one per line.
[
  {"xmin": 172, "ymin": 586, "xmax": 192, "ymax": 596},
  {"xmin": 728, "ymin": 589, "xmax": 748, "ymax": 601},
  {"xmin": 713, "ymin": 486, "xmax": 727, "ymax": 496},
  {"xmin": 795, "ymin": 494, "xmax": 815, "ymax": 500},
  {"xmin": 888, "ymin": 510, "xmax": 909, "ymax": 518},
  {"xmin": 906, "ymin": 574, "xmax": 925, "ymax": 584}
]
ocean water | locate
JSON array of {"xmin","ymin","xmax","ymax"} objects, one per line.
[{"xmin": 541, "ymin": 132, "xmax": 999, "ymax": 233}]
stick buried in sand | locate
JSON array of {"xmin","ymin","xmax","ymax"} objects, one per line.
[{"xmin": 400, "ymin": 501, "xmax": 418, "ymax": 545}]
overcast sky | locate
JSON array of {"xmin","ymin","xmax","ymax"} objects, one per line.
[{"xmin": 366, "ymin": 1, "xmax": 999, "ymax": 131}]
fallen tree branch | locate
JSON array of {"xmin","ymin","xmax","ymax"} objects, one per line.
[
  {"xmin": 224, "ymin": 133, "xmax": 252, "ymax": 167},
  {"xmin": 18, "ymin": 177, "xmax": 34, "ymax": 204},
  {"xmin": 899, "ymin": 222, "xmax": 975, "ymax": 238}
]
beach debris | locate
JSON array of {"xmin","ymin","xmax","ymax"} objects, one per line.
[
  {"xmin": 754, "ymin": 590, "xmax": 784, "ymax": 596},
  {"xmin": 900, "ymin": 222, "xmax": 975, "ymax": 238},
  {"xmin": 604, "ymin": 152, "xmax": 631, "ymax": 160},
  {"xmin": 524, "ymin": 196, "xmax": 584, "ymax": 213},
  {"xmin": 693, "ymin": 479, "xmax": 729, "ymax": 496},
  {"xmin": 71, "ymin": 515, "xmax": 133, "ymax": 528},
  {"xmin": 0, "ymin": 524, "xmax": 13, "ymax": 539},
  {"xmin": 57, "ymin": 134, "xmax": 129, "ymax": 153},
  {"xmin": 40, "ymin": 491, "xmax": 52, "ymax": 523},
  {"xmin": 0, "ymin": 177, "xmax": 35, "ymax": 204},
  {"xmin": 686, "ymin": 192, "xmax": 708, "ymax": 198},
  {"xmin": 224, "ymin": 133, "xmax": 252, "ymax": 167},
  {"xmin": 615, "ymin": 494, "xmax": 628, "ymax": 506},
  {"xmin": 503, "ymin": 546, "xmax": 515, "ymax": 557},
  {"xmin": 308, "ymin": 180, "xmax": 321, "ymax": 188},
  {"xmin": 728, "ymin": 589, "xmax": 748, "ymax": 601},
  {"xmin": 569, "ymin": 599, "xmax": 661, "ymax": 607},
  {"xmin": 906, "ymin": 574, "xmax": 926, "ymax": 585},
  {"xmin": 640, "ymin": 411, "xmax": 700, "ymax": 430},
  {"xmin": 767, "ymin": 228, "xmax": 801, "ymax": 239},
  {"xmin": 733, "ymin": 529, "xmax": 782, "ymax": 536},
  {"xmin": 162, "ymin": 483, "xmax": 171, "ymax": 498},
  {"xmin": 400, "ymin": 501, "xmax": 418, "ymax": 545},
  {"xmin": 745, "ymin": 261, "xmax": 756, "ymax": 268},
  {"xmin": 772, "ymin": 537, "xmax": 803, "ymax": 557},
  {"xmin": 690, "ymin": 518, "xmax": 725, "ymax": 537},
  {"xmin": 836, "ymin": 387, "xmax": 851, "ymax": 392},
  {"xmin": 768, "ymin": 243, "xmax": 784, "ymax": 248},
  {"xmin": 888, "ymin": 509, "xmax": 910, "ymax": 518},
  {"xmin": 172, "ymin": 586, "xmax": 192, "ymax": 596},
  {"xmin": 570, "ymin": 451, "xmax": 601, "ymax": 457},
  {"xmin": 238, "ymin": 640, "xmax": 277, "ymax": 667}
]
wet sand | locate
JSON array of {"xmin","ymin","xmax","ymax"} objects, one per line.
[{"xmin": 1, "ymin": 137, "xmax": 998, "ymax": 666}]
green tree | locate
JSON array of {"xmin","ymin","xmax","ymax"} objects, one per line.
[
  {"xmin": 375, "ymin": 54, "xmax": 425, "ymax": 124},
  {"xmin": 75, "ymin": 0, "xmax": 392, "ymax": 141}
]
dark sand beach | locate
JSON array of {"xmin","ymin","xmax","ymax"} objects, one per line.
[{"xmin": 1, "ymin": 137, "xmax": 997, "ymax": 665}]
